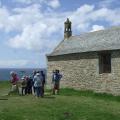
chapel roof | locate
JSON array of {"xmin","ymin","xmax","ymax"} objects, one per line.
[{"xmin": 48, "ymin": 26, "xmax": 120, "ymax": 56}]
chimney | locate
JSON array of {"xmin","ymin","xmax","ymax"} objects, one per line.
[{"xmin": 64, "ymin": 18, "xmax": 72, "ymax": 39}]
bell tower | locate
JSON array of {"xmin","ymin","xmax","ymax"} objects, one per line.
[{"xmin": 64, "ymin": 18, "xmax": 72, "ymax": 39}]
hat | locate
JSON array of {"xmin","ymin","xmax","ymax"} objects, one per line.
[
  {"xmin": 36, "ymin": 73, "xmax": 40, "ymax": 76},
  {"xmin": 21, "ymin": 77, "xmax": 24, "ymax": 80},
  {"xmin": 33, "ymin": 70, "xmax": 36, "ymax": 74},
  {"xmin": 10, "ymin": 71, "xmax": 14, "ymax": 75}
]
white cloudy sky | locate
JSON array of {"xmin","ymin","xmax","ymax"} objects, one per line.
[{"xmin": 0, "ymin": 0, "xmax": 120, "ymax": 68}]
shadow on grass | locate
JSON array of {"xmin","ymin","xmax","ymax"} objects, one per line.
[
  {"xmin": 6, "ymin": 90, "xmax": 56, "ymax": 99},
  {"xmin": 0, "ymin": 98, "xmax": 8, "ymax": 100},
  {"xmin": 0, "ymin": 94, "xmax": 8, "ymax": 100},
  {"xmin": 60, "ymin": 88, "xmax": 120, "ymax": 102},
  {"xmin": 44, "ymin": 96, "xmax": 56, "ymax": 99}
]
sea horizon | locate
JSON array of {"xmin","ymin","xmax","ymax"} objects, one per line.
[{"xmin": 0, "ymin": 68, "xmax": 46, "ymax": 81}]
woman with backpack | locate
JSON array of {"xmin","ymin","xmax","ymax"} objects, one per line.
[{"xmin": 33, "ymin": 73, "xmax": 43, "ymax": 98}]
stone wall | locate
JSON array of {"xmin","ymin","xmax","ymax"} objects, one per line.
[{"xmin": 47, "ymin": 50, "xmax": 120, "ymax": 95}]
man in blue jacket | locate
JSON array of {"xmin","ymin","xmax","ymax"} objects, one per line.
[{"xmin": 52, "ymin": 70, "xmax": 62, "ymax": 95}]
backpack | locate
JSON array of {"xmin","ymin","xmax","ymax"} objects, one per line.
[
  {"xmin": 35, "ymin": 76, "xmax": 42, "ymax": 86},
  {"xmin": 21, "ymin": 80, "xmax": 27, "ymax": 87}
]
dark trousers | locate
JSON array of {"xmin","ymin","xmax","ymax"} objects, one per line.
[
  {"xmin": 41, "ymin": 85, "xmax": 45, "ymax": 97},
  {"xmin": 35, "ymin": 87, "xmax": 42, "ymax": 97},
  {"xmin": 26, "ymin": 86, "xmax": 32, "ymax": 94}
]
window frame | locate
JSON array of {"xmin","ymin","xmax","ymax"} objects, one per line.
[{"xmin": 99, "ymin": 52, "xmax": 111, "ymax": 74}]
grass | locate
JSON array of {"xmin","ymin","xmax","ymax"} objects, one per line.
[{"xmin": 0, "ymin": 81, "xmax": 120, "ymax": 120}]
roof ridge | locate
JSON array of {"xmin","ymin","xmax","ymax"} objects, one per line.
[{"xmin": 70, "ymin": 25, "xmax": 120, "ymax": 39}]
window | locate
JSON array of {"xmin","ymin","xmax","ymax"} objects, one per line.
[{"xmin": 99, "ymin": 53, "xmax": 111, "ymax": 73}]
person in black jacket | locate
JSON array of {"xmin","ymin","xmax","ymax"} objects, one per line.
[
  {"xmin": 32, "ymin": 70, "xmax": 37, "ymax": 95},
  {"xmin": 26, "ymin": 76, "xmax": 33, "ymax": 94},
  {"xmin": 40, "ymin": 71, "xmax": 46, "ymax": 97}
]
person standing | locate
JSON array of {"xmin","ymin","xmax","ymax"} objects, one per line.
[
  {"xmin": 33, "ymin": 73, "xmax": 43, "ymax": 98},
  {"xmin": 52, "ymin": 70, "xmax": 62, "ymax": 95},
  {"xmin": 32, "ymin": 70, "xmax": 37, "ymax": 95},
  {"xmin": 21, "ymin": 76, "xmax": 27, "ymax": 96},
  {"xmin": 40, "ymin": 71, "xmax": 46, "ymax": 97},
  {"xmin": 26, "ymin": 76, "xmax": 33, "ymax": 94},
  {"xmin": 9, "ymin": 71, "xmax": 19, "ymax": 94}
]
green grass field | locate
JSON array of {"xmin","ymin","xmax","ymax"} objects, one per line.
[{"xmin": 0, "ymin": 81, "xmax": 120, "ymax": 120}]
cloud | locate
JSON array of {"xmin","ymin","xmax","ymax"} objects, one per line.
[
  {"xmin": 0, "ymin": 7, "xmax": 10, "ymax": 30},
  {"xmin": 99, "ymin": 0, "xmax": 120, "ymax": 8},
  {"xmin": 0, "ymin": 4, "xmax": 42, "ymax": 32},
  {"xmin": 47, "ymin": 0, "xmax": 60, "ymax": 9},
  {"xmin": 8, "ymin": 22, "xmax": 59, "ymax": 52},
  {"xmin": 6, "ymin": 4, "xmax": 62, "ymax": 52},
  {"xmin": 69, "ymin": 4, "xmax": 95, "ymax": 32},
  {"xmin": 0, "ymin": 0, "xmax": 1, "ymax": 7},
  {"xmin": 0, "ymin": 59, "xmax": 42, "ymax": 68},
  {"xmin": 12, "ymin": 0, "xmax": 60, "ymax": 9},
  {"xmin": 0, "ymin": 60, "xmax": 29, "ymax": 68},
  {"xmin": 90, "ymin": 25, "xmax": 105, "ymax": 32},
  {"xmin": 0, "ymin": 4, "xmax": 119, "ymax": 53},
  {"xmin": 12, "ymin": 0, "xmax": 33, "ymax": 4},
  {"xmin": 89, "ymin": 7, "xmax": 120, "ymax": 25}
]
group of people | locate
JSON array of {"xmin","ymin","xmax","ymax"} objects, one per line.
[
  {"xmin": 9, "ymin": 69, "xmax": 62, "ymax": 98},
  {"xmin": 9, "ymin": 70, "xmax": 45, "ymax": 98}
]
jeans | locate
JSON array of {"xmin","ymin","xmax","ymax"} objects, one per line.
[{"xmin": 35, "ymin": 87, "xmax": 42, "ymax": 97}]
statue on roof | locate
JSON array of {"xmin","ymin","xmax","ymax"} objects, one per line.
[{"xmin": 64, "ymin": 18, "xmax": 72, "ymax": 32}]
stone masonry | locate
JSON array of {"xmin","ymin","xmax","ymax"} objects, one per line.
[{"xmin": 47, "ymin": 50, "xmax": 120, "ymax": 95}]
